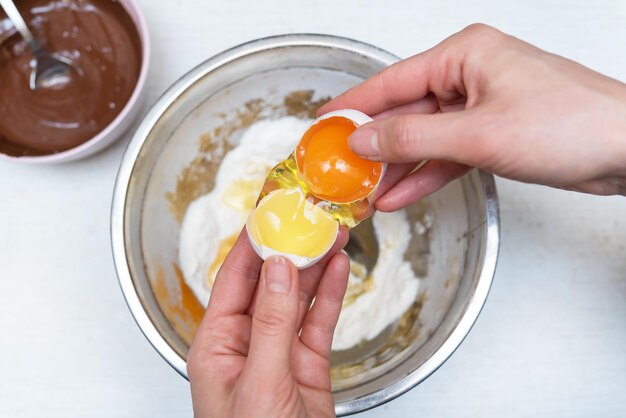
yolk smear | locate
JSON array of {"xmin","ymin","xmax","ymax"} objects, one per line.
[
  {"xmin": 248, "ymin": 188, "xmax": 337, "ymax": 258},
  {"xmin": 206, "ymin": 233, "xmax": 239, "ymax": 285},
  {"xmin": 296, "ymin": 116, "xmax": 383, "ymax": 203},
  {"xmin": 152, "ymin": 264, "xmax": 205, "ymax": 345},
  {"xmin": 222, "ymin": 178, "xmax": 263, "ymax": 211}
]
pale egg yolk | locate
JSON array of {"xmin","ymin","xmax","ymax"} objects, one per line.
[
  {"xmin": 247, "ymin": 188, "xmax": 337, "ymax": 258},
  {"xmin": 295, "ymin": 116, "xmax": 384, "ymax": 204}
]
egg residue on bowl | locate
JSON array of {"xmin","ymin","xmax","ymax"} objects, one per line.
[{"xmin": 179, "ymin": 116, "xmax": 421, "ymax": 351}]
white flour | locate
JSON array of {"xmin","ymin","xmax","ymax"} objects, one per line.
[{"xmin": 179, "ymin": 117, "xmax": 307, "ymax": 302}]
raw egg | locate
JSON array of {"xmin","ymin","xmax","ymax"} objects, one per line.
[
  {"xmin": 246, "ymin": 109, "xmax": 384, "ymax": 267},
  {"xmin": 246, "ymin": 188, "xmax": 338, "ymax": 268},
  {"xmin": 296, "ymin": 110, "xmax": 384, "ymax": 203}
]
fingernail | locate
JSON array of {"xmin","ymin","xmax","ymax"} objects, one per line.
[
  {"xmin": 349, "ymin": 128, "xmax": 381, "ymax": 160},
  {"xmin": 265, "ymin": 256, "xmax": 292, "ymax": 294}
]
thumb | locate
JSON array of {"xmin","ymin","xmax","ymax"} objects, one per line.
[
  {"xmin": 245, "ymin": 256, "xmax": 299, "ymax": 381},
  {"xmin": 349, "ymin": 112, "xmax": 476, "ymax": 164}
]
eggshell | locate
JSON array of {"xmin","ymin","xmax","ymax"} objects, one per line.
[
  {"xmin": 245, "ymin": 231, "xmax": 332, "ymax": 269},
  {"xmin": 245, "ymin": 191, "xmax": 339, "ymax": 269},
  {"xmin": 315, "ymin": 108, "xmax": 374, "ymax": 126}
]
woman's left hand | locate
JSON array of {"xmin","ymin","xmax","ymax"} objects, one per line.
[{"xmin": 188, "ymin": 230, "xmax": 350, "ymax": 418}]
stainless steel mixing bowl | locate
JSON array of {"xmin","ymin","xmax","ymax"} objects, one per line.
[{"xmin": 111, "ymin": 34, "xmax": 499, "ymax": 416}]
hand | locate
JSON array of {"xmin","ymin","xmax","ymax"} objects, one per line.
[
  {"xmin": 320, "ymin": 24, "xmax": 626, "ymax": 211},
  {"xmin": 187, "ymin": 230, "xmax": 350, "ymax": 418}
]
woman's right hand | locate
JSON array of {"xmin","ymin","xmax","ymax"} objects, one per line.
[{"xmin": 320, "ymin": 24, "xmax": 626, "ymax": 211}]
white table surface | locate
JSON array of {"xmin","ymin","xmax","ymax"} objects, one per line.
[{"xmin": 1, "ymin": 0, "xmax": 625, "ymax": 416}]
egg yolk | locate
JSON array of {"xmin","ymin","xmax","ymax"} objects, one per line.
[
  {"xmin": 247, "ymin": 188, "xmax": 337, "ymax": 258},
  {"xmin": 295, "ymin": 116, "xmax": 383, "ymax": 203}
]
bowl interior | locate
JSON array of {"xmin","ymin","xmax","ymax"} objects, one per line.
[{"xmin": 118, "ymin": 37, "xmax": 496, "ymax": 415}]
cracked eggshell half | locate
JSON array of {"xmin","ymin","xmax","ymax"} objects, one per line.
[{"xmin": 245, "ymin": 188, "xmax": 339, "ymax": 269}]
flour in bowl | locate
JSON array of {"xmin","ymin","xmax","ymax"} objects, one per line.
[{"xmin": 179, "ymin": 117, "xmax": 421, "ymax": 351}]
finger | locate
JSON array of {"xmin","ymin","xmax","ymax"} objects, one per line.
[
  {"xmin": 556, "ymin": 177, "xmax": 626, "ymax": 196},
  {"xmin": 376, "ymin": 160, "xmax": 471, "ymax": 212},
  {"xmin": 370, "ymin": 97, "xmax": 439, "ymax": 198},
  {"xmin": 348, "ymin": 111, "xmax": 478, "ymax": 164},
  {"xmin": 244, "ymin": 228, "xmax": 349, "ymax": 321},
  {"xmin": 300, "ymin": 251, "xmax": 350, "ymax": 358},
  {"xmin": 204, "ymin": 229, "xmax": 262, "ymax": 318},
  {"xmin": 295, "ymin": 227, "xmax": 349, "ymax": 329},
  {"xmin": 349, "ymin": 90, "xmax": 460, "ymax": 207},
  {"xmin": 372, "ymin": 89, "xmax": 434, "ymax": 199},
  {"xmin": 245, "ymin": 256, "xmax": 300, "ymax": 380},
  {"xmin": 374, "ymin": 163, "xmax": 419, "ymax": 201},
  {"xmin": 372, "ymin": 94, "xmax": 440, "ymax": 120}
]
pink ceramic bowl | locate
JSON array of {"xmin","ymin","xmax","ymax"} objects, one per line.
[{"xmin": 0, "ymin": 0, "xmax": 150, "ymax": 164}]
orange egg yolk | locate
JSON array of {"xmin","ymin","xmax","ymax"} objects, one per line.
[{"xmin": 295, "ymin": 116, "xmax": 383, "ymax": 203}]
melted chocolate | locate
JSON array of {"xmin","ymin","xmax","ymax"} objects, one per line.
[{"xmin": 0, "ymin": 0, "xmax": 141, "ymax": 156}]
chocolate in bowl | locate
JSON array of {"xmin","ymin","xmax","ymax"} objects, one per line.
[{"xmin": 0, "ymin": 0, "xmax": 142, "ymax": 157}]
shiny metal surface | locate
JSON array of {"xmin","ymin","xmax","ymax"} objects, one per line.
[
  {"xmin": 111, "ymin": 34, "xmax": 500, "ymax": 416},
  {"xmin": 0, "ymin": 0, "xmax": 76, "ymax": 90}
]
